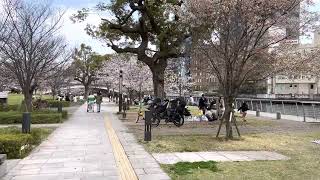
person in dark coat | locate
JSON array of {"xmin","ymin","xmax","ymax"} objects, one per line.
[
  {"xmin": 238, "ymin": 102, "xmax": 249, "ymax": 122},
  {"xmin": 95, "ymin": 91, "xmax": 103, "ymax": 113},
  {"xmin": 198, "ymin": 94, "xmax": 208, "ymax": 115}
]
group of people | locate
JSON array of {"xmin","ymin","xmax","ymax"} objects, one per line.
[
  {"xmin": 87, "ymin": 91, "xmax": 103, "ymax": 113},
  {"xmin": 197, "ymin": 94, "xmax": 249, "ymax": 122}
]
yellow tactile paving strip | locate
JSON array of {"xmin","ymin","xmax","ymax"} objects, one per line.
[{"xmin": 105, "ymin": 115, "xmax": 138, "ymax": 180}]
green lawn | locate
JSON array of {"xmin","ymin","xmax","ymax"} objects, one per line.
[
  {"xmin": 7, "ymin": 94, "xmax": 24, "ymax": 105},
  {"xmin": 8, "ymin": 94, "xmax": 54, "ymax": 105},
  {"xmin": 128, "ymin": 105, "xmax": 147, "ymax": 113}
]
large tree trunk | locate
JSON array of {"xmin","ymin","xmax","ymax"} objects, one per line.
[
  {"xmin": 224, "ymin": 96, "xmax": 235, "ymax": 140},
  {"xmin": 84, "ymin": 85, "xmax": 89, "ymax": 100},
  {"xmin": 23, "ymin": 90, "xmax": 33, "ymax": 112},
  {"xmin": 151, "ymin": 63, "xmax": 166, "ymax": 99},
  {"xmin": 51, "ymin": 88, "xmax": 56, "ymax": 100}
]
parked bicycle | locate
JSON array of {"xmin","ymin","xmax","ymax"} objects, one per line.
[{"xmin": 148, "ymin": 97, "xmax": 191, "ymax": 127}]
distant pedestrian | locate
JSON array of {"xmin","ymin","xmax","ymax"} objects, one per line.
[
  {"xmin": 95, "ymin": 91, "xmax": 103, "ymax": 113},
  {"xmin": 217, "ymin": 97, "xmax": 225, "ymax": 119},
  {"xmin": 238, "ymin": 102, "xmax": 249, "ymax": 122},
  {"xmin": 87, "ymin": 93, "xmax": 96, "ymax": 112},
  {"xmin": 198, "ymin": 94, "xmax": 208, "ymax": 115},
  {"xmin": 189, "ymin": 95, "xmax": 194, "ymax": 106}
]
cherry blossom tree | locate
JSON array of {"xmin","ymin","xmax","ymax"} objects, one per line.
[
  {"xmin": 180, "ymin": 0, "xmax": 319, "ymax": 139},
  {"xmin": 165, "ymin": 58, "xmax": 192, "ymax": 96},
  {"xmin": 102, "ymin": 54, "xmax": 153, "ymax": 102}
]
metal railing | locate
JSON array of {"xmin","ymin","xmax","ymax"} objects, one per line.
[
  {"xmin": 235, "ymin": 98, "xmax": 320, "ymax": 122},
  {"xmin": 168, "ymin": 95, "xmax": 320, "ymax": 122}
]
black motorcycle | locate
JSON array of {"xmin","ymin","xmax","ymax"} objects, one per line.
[{"xmin": 149, "ymin": 98, "xmax": 191, "ymax": 127}]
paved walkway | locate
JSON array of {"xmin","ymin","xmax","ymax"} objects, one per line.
[
  {"xmin": 153, "ymin": 151, "xmax": 289, "ymax": 164},
  {"xmin": 3, "ymin": 104, "xmax": 118, "ymax": 180},
  {"xmin": 3, "ymin": 102, "xmax": 170, "ymax": 180},
  {"xmin": 103, "ymin": 103, "xmax": 170, "ymax": 180}
]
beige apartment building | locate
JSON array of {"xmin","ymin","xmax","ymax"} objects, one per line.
[
  {"xmin": 268, "ymin": 28, "xmax": 320, "ymax": 96},
  {"xmin": 190, "ymin": 57, "xmax": 219, "ymax": 93}
]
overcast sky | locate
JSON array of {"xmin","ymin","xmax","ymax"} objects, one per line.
[
  {"xmin": 54, "ymin": 0, "xmax": 113, "ymax": 55},
  {"xmin": 55, "ymin": 0, "xmax": 320, "ymax": 55}
]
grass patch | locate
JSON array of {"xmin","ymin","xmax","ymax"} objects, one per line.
[
  {"xmin": 7, "ymin": 94, "xmax": 58, "ymax": 106},
  {"xmin": 144, "ymin": 132, "xmax": 320, "ymax": 179},
  {"xmin": 163, "ymin": 161, "xmax": 218, "ymax": 176},
  {"xmin": 127, "ymin": 105, "xmax": 147, "ymax": 113},
  {"xmin": 186, "ymin": 106, "xmax": 200, "ymax": 116},
  {"xmin": 143, "ymin": 133, "xmax": 306, "ymax": 153},
  {"xmin": 7, "ymin": 94, "xmax": 24, "ymax": 106}
]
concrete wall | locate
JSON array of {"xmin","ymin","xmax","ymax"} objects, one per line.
[{"xmin": 275, "ymin": 83, "xmax": 316, "ymax": 95}]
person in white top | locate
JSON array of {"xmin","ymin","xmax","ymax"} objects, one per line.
[{"xmin": 189, "ymin": 95, "xmax": 194, "ymax": 106}]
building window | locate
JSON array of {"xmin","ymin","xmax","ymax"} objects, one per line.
[
  {"xmin": 311, "ymin": 84, "xmax": 314, "ymax": 89},
  {"xmin": 294, "ymin": 85, "xmax": 297, "ymax": 87},
  {"xmin": 290, "ymin": 84, "xmax": 292, "ymax": 87}
]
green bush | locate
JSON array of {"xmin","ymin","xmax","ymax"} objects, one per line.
[
  {"xmin": 29, "ymin": 128, "xmax": 53, "ymax": 145},
  {"xmin": 0, "ymin": 104, "xmax": 20, "ymax": 112},
  {"xmin": 0, "ymin": 127, "xmax": 54, "ymax": 159},
  {"xmin": 31, "ymin": 114, "xmax": 62, "ymax": 124},
  {"xmin": 0, "ymin": 134, "xmax": 33, "ymax": 159},
  {"xmin": 33, "ymin": 110, "xmax": 68, "ymax": 120},
  {"xmin": 61, "ymin": 110, "xmax": 68, "ymax": 119},
  {"xmin": 46, "ymin": 100, "xmax": 70, "ymax": 108},
  {"xmin": 0, "ymin": 112, "xmax": 63, "ymax": 124}
]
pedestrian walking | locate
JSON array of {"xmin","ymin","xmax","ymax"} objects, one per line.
[
  {"xmin": 238, "ymin": 102, "xmax": 249, "ymax": 122},
  {"xmin": 189, "ymin": 95, "xmax": 195, "ymax": 106},
  {"xmin": 96, "ymin": 91, "xmax": 103, "ymax": 113},
  {"xmin": 87, "ymin": 93, "xmax": 96, "ymax": 112},
  {"xmin": 198, "ymin": 94, "xmax": 208, "ymax": 115}
]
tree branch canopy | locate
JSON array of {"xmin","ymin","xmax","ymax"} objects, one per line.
[
  {"xmin": 71, "ymin": 44, "xmax": 107, "ymax": 99},
  {"xmin": 0, "ymin": 0, "xmax": 70, "ymax": 112},
  {"xmin": 72, "ymin": 0, "xmax": 188, "ymax": 97}
]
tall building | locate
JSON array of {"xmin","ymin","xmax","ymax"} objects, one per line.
[
  {"xmin": 268, "ymin": 28, "xmax": 320, "ymax": 97},
  {"xmin": 190, "ymin": 57, "xmax": 219, "ymax": 93}
]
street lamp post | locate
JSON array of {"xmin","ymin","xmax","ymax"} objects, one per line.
[{"xmin": 119, "ymin": 70, "xmax": 123, "ymax": 113}]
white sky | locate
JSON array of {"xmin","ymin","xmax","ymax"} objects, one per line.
[{"xmin": 56, "ymin": 0, "xmax": 320, "ymax": 54}]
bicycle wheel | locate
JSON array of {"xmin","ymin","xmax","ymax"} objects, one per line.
[
  {"xmin": 151, "ymin": 115, "xmax": 161, "ymax": 127},
  {"xmin": 173, "ymin": 114, "xmax": 184, "ymax": 127}
]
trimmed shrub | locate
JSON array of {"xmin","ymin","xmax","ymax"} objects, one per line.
[
  {"xmin": 31, "ymin": 114, "xmax": 62, "ymax": 124},
  {"xmin": 33, "ymin": 110, "xmax": 68, "ymax": 120},
  {"xmin": 46, "ymin": 100, "xmax": 70, "ymax": 108},
  {"xmin": 0, "ymin": 127, "xmax": 54, "ymax": 159},
  {"xmin": 0, "ymin": 104, "xmax": 20, "ymax": 112},
  {"xmin": 61, "ymin": 110, "xmax": 68, "ymax": 119},
  {"xmin": 0, "ymin": 112, "xmax": 63, "ymax": 124},
  {"xmin": 29, "ymin": 128, "xmax": 53, "ymax": 145},
  {"xmin": 0, "ymin": 134, "xmax": 33, "ymax": 159}
]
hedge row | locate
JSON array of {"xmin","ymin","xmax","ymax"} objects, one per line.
[
  {"xmin": 33, "ymin": 110, "xmax": 68, "ymax": 119},
  {"xmin": 0, "ymin": 105, "xmax": 20, "ymax": 112},
  {"xmin": 0, "ymin": 127, "xmax": 54, "ymax": 159},
  {"xmin": 46, "ymin": 100, "xmax": 70, "ymax": 108},
  {"xmin": 0, "ymin": 111, "xmax": 67, "ymax": 124},
  {"xmin": 0, "ymin": 100, "xmax": 70, "ymax": 112}
]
